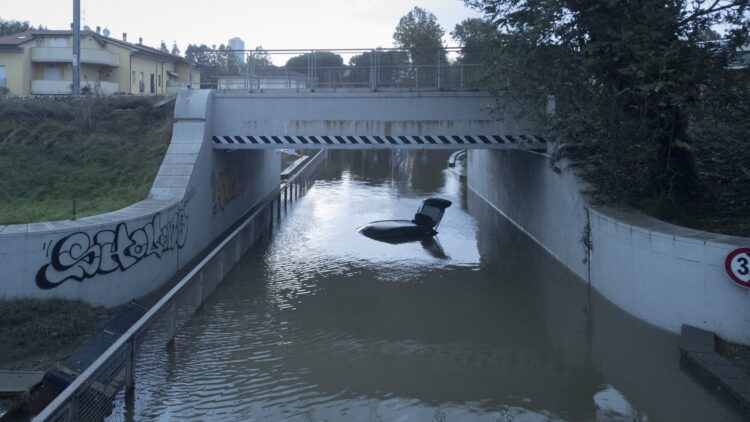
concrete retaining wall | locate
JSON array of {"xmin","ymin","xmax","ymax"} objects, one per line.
[
  {"xmin": 468, "ymin": 149, "xmax": 750, "ymax": 345},
  {"xmin": 0, "ymin": 90, "xmax": 280, "ymax": 307}
]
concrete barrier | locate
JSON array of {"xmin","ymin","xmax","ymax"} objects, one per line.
[
  {"xmin": 0, "ymin": 90, "xmax": 280, "ymax": 307},
  {"xmin": 468, "ymin": 149, "xmax": 750, "ymax": 345}
]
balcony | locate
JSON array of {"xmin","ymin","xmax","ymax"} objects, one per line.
[
  {"xmin": 31, "ymin": 47, "xmax": 120, "ymax": 67},
  {"xmin": 31, "ymin": 80, "xmax": 119, "ymax": 95}
]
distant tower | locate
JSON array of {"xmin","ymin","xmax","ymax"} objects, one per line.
[{"xmin": 228, "ymin": 37, "xmax": 245, "ymax": 62}]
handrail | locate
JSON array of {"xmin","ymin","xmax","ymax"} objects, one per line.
[
  {"xmin": 196, "ymin": 46, "xmax": 488, "ymax": 91},
  {"xmin": 282, "ymin": 150, "xmax": 325, "ymax": 187},
  {"xmin": 34, "ymin": 150, "xmax": 327, "ymax": 421},
  {"xmin": 221, "ymin": 46, "xmax": 470, "ymax": 53},
  {"xmin": 34, "ymin": 199, "xmax": 264, "ymax": 421},
  {"xmin": 448, "ymin": 150, "xmax": 466, "ymax": 168}
]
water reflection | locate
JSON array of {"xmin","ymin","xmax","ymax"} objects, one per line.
[
  {"xmin": 323, "ymin": 150, "xmax": 458, "ymax": 196},
  {"xmin": 129, "ymin": 150, "xmax": 744, "ymax": 422}
]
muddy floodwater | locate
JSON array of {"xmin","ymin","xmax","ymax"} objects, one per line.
[{"xmin": 130, "ymin": 150, "xmax": 744, "ymax": 421}]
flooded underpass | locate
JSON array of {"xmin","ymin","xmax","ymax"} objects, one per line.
[{"xmin": 128, "ymin": 150, "xmax": 744, "ymax": 421}]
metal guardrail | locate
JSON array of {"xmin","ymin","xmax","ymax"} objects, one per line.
[
  {"xmin": 197, "ymin": 47, "xmax": 487, "ymax": 91},
  {"xmin": 34, "ymin": 150, "xmax": 328, "ymax": 422},
  {"xmin": 216, "ymin": 64, "xmax": 482, "ymax": 91},
  {"xmin": 166, "ymin": 80, "xmax": 191, "ymax": 95},
  {"xmin": 166, "ymin": 80, "xmax": 189, "ymax": 88}
]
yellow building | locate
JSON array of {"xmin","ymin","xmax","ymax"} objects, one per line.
[{"xmin": 0, "ymin": 29, "xmax": 199, "ymax": 96}]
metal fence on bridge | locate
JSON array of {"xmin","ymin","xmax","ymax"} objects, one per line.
[
  {"xmin": 33, "ymin": 151, "xmax": 327, "ymax": 422},
  {"xmin": 195, "ymin": 47, "xmax": 488, "ymax": 91}
]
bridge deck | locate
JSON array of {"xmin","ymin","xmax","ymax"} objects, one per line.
[
  {"xmin": 212, "ymin": 134, "xmax": 547, "ymax": 150},
  {"xmin": 207, "ymin": 90, "xmax": 546, "ymax": 151}
]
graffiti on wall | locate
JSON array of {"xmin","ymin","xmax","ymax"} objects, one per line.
[
  {"xmin": 211, "ymin": 157, "xmax": 244, "ymax": 215},
  {"xmin": 182, "ymin": 185, "xmax": 197, "ymax": 209},
  {"xmin": 36, "ymin": 208, "xmax": 189, "ymax": 290}
]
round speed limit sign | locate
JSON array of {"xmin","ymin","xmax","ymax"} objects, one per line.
[{"xmin": 725, "ymin": 248, "xmax": 750, "ymax": 288}]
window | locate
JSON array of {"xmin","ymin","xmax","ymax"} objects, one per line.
[
  {"xmin": 158, "ymin": 74, "xmax": 162, "ymax": 87},
  {"xmin": 42, "ymin": 67, "xmax": 62, "ymax": 80},
  {"xmin": 139, "ymin": 72, "xmax": 144, "ymax": 93},
  {"xmin": 0, "ymin": 65, "xmax": 5, "ymax": 88},
  {"xmin": 48, "ymin": 38, "xmax": 67, "ymax": 47},
  {"xmin": 132, "ymin": 71, "xmax": 135, "ymax": 85}
]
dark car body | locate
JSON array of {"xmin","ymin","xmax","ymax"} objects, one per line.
[{"xmin": 357, "ymin": 198, "xmax": 452, "ymax": 241}]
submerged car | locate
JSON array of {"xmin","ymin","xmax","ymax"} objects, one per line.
[{"xmin": 357, "ymin": 198, "xmax": 452, "ymax": 242}]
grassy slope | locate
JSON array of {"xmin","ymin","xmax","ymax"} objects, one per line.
[
  {"xmin": 636, "ymin": 137, "xmax": 750, "ymax": 238},
  {"xmin": 0, "ymin": 299, "xmax": 99, "ymax": 370},
  {"xmin": 0, "ymin": 96, "xmax": 173, "ymax": 225}
]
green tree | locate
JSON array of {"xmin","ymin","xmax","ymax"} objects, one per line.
[
  {"xmin": 285, "ymin": 51, "xmax": 344, "ymax": 87},
  {"xmin": 0, "ymin": 18, "xmax": 43, "ymax": 36},
  {"xmin": 697, "ymin": 28, "xmax": 723, "ymax": 42},
  {"xmin": 185, "ymin": 44, "xmax": 213, "ymax": 65},
  {"xmin": 159, "ymin": 40, "xmax": 169, "ymax": 53},
  {"xmin": 451, "ymin": 18, "xmax": 497, "ymax": 64},
  {"xmin": 185, "ymin": 44, "xmax": 216, "ymax": 87},
  {"xmin": 348, "ymin": 49, "xmax": 410, "ymax": 86},
  {"xmin": 185, "ymin": 43, "xmax": 241, "ymax": 87},
  {"xmin": 393, "ymin": 7, "xmax": 446, "ymax": 66},
  {"xmin": 464, "ymin": 0, "xmax": 750, "ymax": 205},
  {"xmin": 349, "ymin": 50, "xmax": 410, "ymax": 68},
  {"xmin": 448, "ymin": 18, "xmax": 499, "ymax": 87},
  {"xmin": 170, "ymin": 41, "xmax": 180, "ymax": 56},
  {"xmin": 218, "ymin": 44, "xmax": 240, "ymax": 73},
  {"xmin": 185, "ymin": 44, "xmax": 237, "ymax": 69},
  {"xmin": 247, "ymin": 46, "xmax": 272, "ymax": 68},
  {"xmin": 285, "ymin": 51, "xmax": 343, "ymax": 70}
]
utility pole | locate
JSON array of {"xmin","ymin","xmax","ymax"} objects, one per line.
[{"xmin": 72, "ymin": 0, "xmax": 81, "ymax": 95}]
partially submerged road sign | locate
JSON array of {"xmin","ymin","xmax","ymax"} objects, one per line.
[{"xmin": 724, "ymin": 247, "xmax": 750, "ymax": 288}]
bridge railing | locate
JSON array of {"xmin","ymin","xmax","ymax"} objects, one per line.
[
  {"xmin": 33, "ymin": 152, "xmax": 328, "ymax": 422},
  {"xmin": 198, "ymin": 47, "xmax": 488, "ymax": 91}
]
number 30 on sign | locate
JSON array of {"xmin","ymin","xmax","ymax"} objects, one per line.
[{"xmin": 725, "ymin": 248, "xmax": 750, "ymax": 288}]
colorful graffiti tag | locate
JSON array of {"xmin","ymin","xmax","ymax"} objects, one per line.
[{"xmin": 36, "ymin": 208, "xmax": 189, "ymax": 289}]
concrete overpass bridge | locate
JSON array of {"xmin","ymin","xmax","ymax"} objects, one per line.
[
  {"xmin": 31, "ymin": 49, "xmax": 550, "ymax": 422},
  {"xmin": 194, "ymin": 47, "xmax": 548, "ymax": 152},
  {"xmin": 209, "ymin": 91, "xmax": 547, "ymax": 151}
]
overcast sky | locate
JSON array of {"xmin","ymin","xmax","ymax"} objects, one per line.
[{"xmin": 2, "ymin": 0, "xmax": 484, "ymax": 54}]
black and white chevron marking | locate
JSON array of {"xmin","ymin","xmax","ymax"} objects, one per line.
[{"xmin": 212, "ymin": 135, "xmax": 547, "ymax": 148}]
